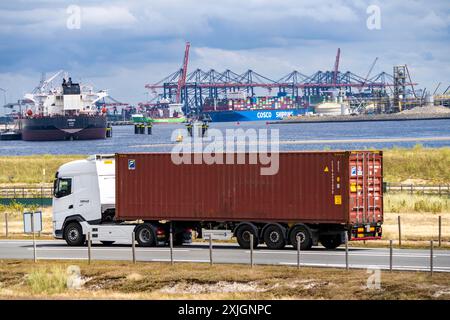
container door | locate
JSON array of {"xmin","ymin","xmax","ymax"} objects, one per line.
[{"xmin": 349, "ymin": 152, "xmax": 383, "ymax": 226}]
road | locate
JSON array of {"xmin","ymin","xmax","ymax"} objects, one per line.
[{"xmin": 0, "ymin": 240, "xmax": 449, "ymax": 272}]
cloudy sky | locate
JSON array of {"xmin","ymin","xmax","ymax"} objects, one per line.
[{"xmin": 0, "ymin": 0, "xmax": 449, "ymax": 106}]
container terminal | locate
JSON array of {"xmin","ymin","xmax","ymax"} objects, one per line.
[
  {"xmin": 140, "ymin": 43, "xmax": 450, "ymax": 123},
  {"xmin": 1, "ymin": 42, "xmax": 450, "ymax": 140}
]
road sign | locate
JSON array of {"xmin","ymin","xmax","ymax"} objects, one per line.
[{"xmin": 23, "ymin": 211, "xmax": 42, "ymax": 233}]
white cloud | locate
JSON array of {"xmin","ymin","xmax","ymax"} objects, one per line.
[{"xmin": 81, "ymin": 6, "xmax": 137, "ymax": 27}]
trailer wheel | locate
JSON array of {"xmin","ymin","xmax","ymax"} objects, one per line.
[
  {"xmin": 64, "ymin": 222, "xmax": 85, "ymax": 246},
  {"xmin": 263, "ymin": 225, "xmax": 286, "ymax": 249},
  {"xmin": 236, "ymin": 224, "xmax": 258, "ymax": 249},
  {"xmin": 320, "ymin": 235, "xmax": 342, "ymax": 250},
  {"xmin": 136, "ymin": 225, "xmax": 156, "ymax": 247},
  {"xmin": 289, "ymin": 225, "xmax": 313, "ymax": 250}
]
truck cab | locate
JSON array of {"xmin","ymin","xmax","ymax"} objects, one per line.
[{"xmin": 53, "ymin": 154, "xmax": 116, "ymax": 244}]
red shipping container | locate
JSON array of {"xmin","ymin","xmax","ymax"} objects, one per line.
[{"xmin": 115, "ymin": 151, "xmax": 383, "ymax": 229}]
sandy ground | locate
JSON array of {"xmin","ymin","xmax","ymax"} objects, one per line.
[{"xmin": 399, "ymin": 105, "xmax": 450, "ymax": 115}]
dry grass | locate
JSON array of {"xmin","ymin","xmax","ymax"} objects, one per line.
[
  {"xmin": 0, "ymin": 260, "xmax": 448, "ymax": 300},
  {"xmin": 26, "ymin": 266, "xmax": 68, "ymax": 294},
  {"xmin": 383, "ymin": 145, "xmax": 450, "ymax": 184},
  {"xmin": 0, "ymin": 146, "xmax": 449, "ymax": 185},
  {"xmin": 385, "ymin": 194, "xmax": 450, "ymax": 214},
  {"xmin": 0, "ymin": 155, "xmax": 84, "ymax": 185}
]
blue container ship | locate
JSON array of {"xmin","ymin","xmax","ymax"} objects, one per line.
[
  {"xmin": 204, "ymin": 108, "xmax": 311, "ymax": 122},
  {"xmin": 201, "ymin": 94, "xmax": 312, "ymax": 122}
]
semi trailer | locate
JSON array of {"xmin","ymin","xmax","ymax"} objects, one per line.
[{"xmin": 52, "ymin": 151, "xmax": 383, "ymax": 249}]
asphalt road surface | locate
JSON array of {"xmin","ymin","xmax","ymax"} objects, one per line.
[{"xmin": 0, "ymin": 240, "xmax": 449, "ymax": 272}]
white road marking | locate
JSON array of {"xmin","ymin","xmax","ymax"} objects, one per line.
[{"xmin": 26, "ymin": 247, "xmax": 191, "ymax": 252}]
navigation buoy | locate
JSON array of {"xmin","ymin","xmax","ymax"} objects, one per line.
[{"xmin": 176, "ymin": 130, "xmax": 183, "ymax": 142}]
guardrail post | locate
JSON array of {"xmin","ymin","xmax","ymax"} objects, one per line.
[
  {"xmin": 430, "ymin": 240, "xmax": 434, "ymax": 276},
  {"xmin": 296, "ymin": 235, "xmax": 301, "ymax": 269},
  {"xmin": 438, "ymin": 216, "xmax": 442, "ymax": 247},
  {"xmin": 132, "ymin": 231, "xmax": 136, "ymax": 264},
  {"xmin": 250, "ymin": 234, "xmax": 254, "ymax": 268},
  {"xmin": 87, "ymin": 232, "xmax": 91, "ymax": 265},
  {"xmin": 345, "ymin": 232, "xmax": 349, "ymax": 271},
  {"xmin": 398, "ymin": 215, "xmax": 402, "ymax": 247},
  {"xmin": 169, "ymin": 230, "xmax": 174, "ymax": 265},
  {"xmin": 4, "ymin": 213, "xmax": 8, "ymax": 238},
  {"xmin": 209, "ymin": 235, "xmax": 213, "ymax": 266},
  {"xmin": 389, "ymin": 240, "xmax": 393, "ymax": 272}
]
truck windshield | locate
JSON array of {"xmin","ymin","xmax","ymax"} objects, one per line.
[{"xmin": 54, "ymin": 178, "xmax": 72, "ymax": 198}]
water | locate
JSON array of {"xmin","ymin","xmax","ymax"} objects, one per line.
[{"xmin": 1, "ymin": 119, "xmax": 450, "ymax": 156}]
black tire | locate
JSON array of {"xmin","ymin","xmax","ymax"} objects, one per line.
[
  {"xmin": 320, "ymin": 235, "xmax": 342, "ymax": 250},
  {"xmin": 263, "ymin": 224, "xmax": 286, "ymax": 249},
  {"xmin": 135, "ymin": 224, "xmax": 156, "ymax": 247},
  {"xmin": 100, "ymin": 241, "xmax": 115, "ymax": 246},
  {"xmin": 289, "ymin": 225, "xmax": 313, "ymax": 250},
  {"xmin": 236, "ymin": 224, "xmax": 259, "ymax": 249},
  {"xmin": 64, "ymin": 222, "xmax": 85, "ymax": 246}
]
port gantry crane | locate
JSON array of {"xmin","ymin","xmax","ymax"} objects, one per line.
[{"xmin": 144, "ymin": 43, "xmax": 418, "ymax": 114}]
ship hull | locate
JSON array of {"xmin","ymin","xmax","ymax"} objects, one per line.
[
  {"xmin": 203, "ymin": 108, "xmax": 311, "ymax": 122},
  {"xmin": 20, "ymin": 116, "xmax": 107, "ymax": 141}
]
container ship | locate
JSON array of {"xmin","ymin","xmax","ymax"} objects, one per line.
[
  {"xmin": 19, "ymin": 72, "xmax": 109, "ymax": 141},
  {"xmin": 202, "ymin": 93, "xmax": 313, "ymax": 122}
]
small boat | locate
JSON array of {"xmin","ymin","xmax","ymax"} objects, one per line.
[{"xmin": 0, "ymin": 130, "xmax": 22, "ymax": 140}]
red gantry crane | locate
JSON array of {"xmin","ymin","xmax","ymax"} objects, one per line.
[
  {"xmin": 333, "ymin": 48, "xmax": 340, "ymax": 86},
  {"xmin": 176, "ymin": 42, "xmax": 191, "ymax": 104}
]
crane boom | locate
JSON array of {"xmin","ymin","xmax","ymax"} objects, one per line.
[
  {"xmin": 333, "ymin": 48, "xmax": 340, "ymax": 85},
  {"xmin": 359, "ymin": 57, "xmax": 378, "ymax": 92},
  {"xmin": 176, "ymin": 42, "xmax": 191, "ymax": 104}
]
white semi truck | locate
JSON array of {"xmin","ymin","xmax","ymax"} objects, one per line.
[{"xmin": 52, "ymin": 152, "xmax": 383, "ymax": 249}]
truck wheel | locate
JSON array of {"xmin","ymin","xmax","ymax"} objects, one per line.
[
  {"xmin": 136, "ymin": 225, "xmax": 156, "ymax": 247},
  {"xmin": 320, "ymin": 235, "xmax": 342, "ymax": 250},
  {"xmin": 64, "ymin": 222, "xmax": 85, "ymax": 246},
  {"xmin": 236, "ymin": 225, "xmax": 258, "ymax": 249},
  {"xmin": 263, "ymin": 225, "xmax": 286, "ymax": 249},
  {"xmin": 289, "ymin": 225, "xmax": 312, "ymax": 250}
]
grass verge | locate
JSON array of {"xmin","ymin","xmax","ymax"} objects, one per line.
[
  {"xmin": 0, "ymin": 146, "xmax": 450, "ymax": 185},
  {"xmin": 0, "ymin": 260, "xmax": 449, "ymax": 299}
]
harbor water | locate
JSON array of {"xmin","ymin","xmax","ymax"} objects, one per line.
[{"xmin": 1, "ymin": 119, "xmax": 450, "ymax": 156}]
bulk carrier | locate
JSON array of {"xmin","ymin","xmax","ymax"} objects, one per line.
[{"xmin": 19, "ymin": 71, "xmax": 109, "ymax": 141}]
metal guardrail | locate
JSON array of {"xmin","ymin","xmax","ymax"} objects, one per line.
[
  {"xmin": 384, "ymin": 183, "xmax": 450, "ymax": 195},
  {"xmin": 0, "ymin": 187, "xmax": 53, "ymax": 199}
]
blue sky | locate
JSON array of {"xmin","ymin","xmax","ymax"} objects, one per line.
[{"xmin": 0, "ymin": 0, "xmax": 449, "ymax": 106}]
